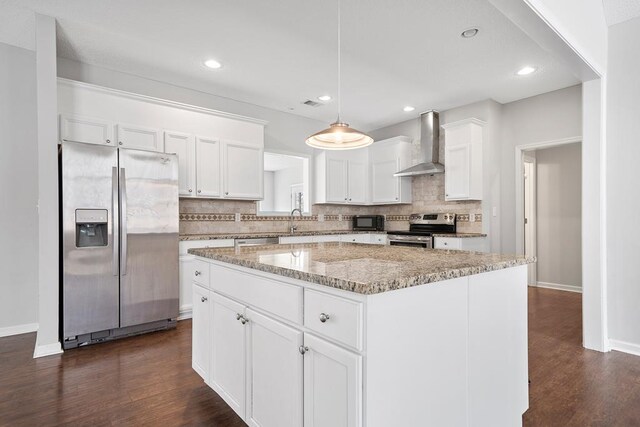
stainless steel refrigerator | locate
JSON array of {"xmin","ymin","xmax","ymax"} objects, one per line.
[{"xmin": 60, "ymin": 141, "xmax": 179, "ymax": 349}]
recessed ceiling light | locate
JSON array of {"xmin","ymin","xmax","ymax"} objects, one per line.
[
  {"xmin": 204, "ymin": 59, "xmax": 222, "ymax": 69},
  {"xmin": 403, "ymin": 106, "xmax": 415, "ymax": 112},
  {"xmin": 461, "ymin": 28, "xmax": 479, "ymax": 38},
  {"xmin": 516, "ymin": 66, "xmax": 537, "ymax": 76},
  {"xmin": 318, "ymin": 95, "xmax": 332, "ymax": 101}
]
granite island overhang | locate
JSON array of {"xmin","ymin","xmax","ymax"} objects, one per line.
[{"xmin": 188, "ymin": 242, "xmax": 536, "ymax": 427}]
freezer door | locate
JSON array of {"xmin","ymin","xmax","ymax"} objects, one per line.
[
  {"xmin": 119, "ymin": 149, "xmax": 179, "ymax": 327},
  {"xmin": 61, "ymin": 142, "xmax": 120, "ymax": 338}
]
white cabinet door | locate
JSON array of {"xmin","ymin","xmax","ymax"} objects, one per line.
[
  {"xmin": 326, "ymin": 158, "xmax": 348, "ymax": 203},
  {"xmin": 59, "ymin": 114, "xmax": 114, "ymax": 146},
  {"xmin": 347, "ymin": 160, "xmax": 367, "ymax": 204},
  {"xmin": 369, "ymin": 234, "xmax": 387, "ymax": 245},
  {"xmin": 303, "ymin": 333, "xmax": 362, "ymax": 427},
  {"xmin": 164, "ymin": 131, "xmax": 196, "ymax": 197},
  {"xmin": 192, "ymin": 283, "xmax": 210, "ymax": 381},
  {"xmin": 196, "ymin": 137, "xmax": 222, "ymax": 198},
  {"xmin": 245, "ymin": 309, "xmax": 303, "ymax": 427},
  {"xmin": 210, "ymin": 292, "xmax": 247, "ymax": 418},
  {"xmin": 371, "ymin": 158, "xmax": 400, "ymax": 203},
  {"xmin": 224, "ymin": 141, "xmax": 264, "ymax": 200},
  {"xmin": 445, "ymin": 143, "xmax": 471, "ymax": 200},
  {"xmin": 116, "ymin": 123, "xmax": 162, "ymax": 151}
]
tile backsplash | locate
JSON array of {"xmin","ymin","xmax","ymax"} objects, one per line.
[{"xmin": 179, "ymin": 173, "xmax": 482, "ymax": 235}]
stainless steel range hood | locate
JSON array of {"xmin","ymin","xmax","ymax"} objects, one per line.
[{"xmin": 394, "ymin": 110, "xmax": 444, "ymax": 176}]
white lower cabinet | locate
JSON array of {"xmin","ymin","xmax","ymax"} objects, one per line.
[
  {"xmin": 246, "ymin": 309, "xmax": 303, "ymax": 427},
  {"xmin": 434, "ymin": 236, "xmax": 486, "ymax": 252},
  {"xmin": 303, "ymin": 333, "xmax": 362, "ymax": 427},
  {"xmin": 210, "ymin": 292, "xmax": 247, "ymax": 417},
  {"xmin": 191, "ymin": 283, "xmax": 210, "ymax": 380}
]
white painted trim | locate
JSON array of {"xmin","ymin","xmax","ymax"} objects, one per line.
[
  {"xmin": 178, "ymin": 304, "xmax": 193, "ymax": 320},
  {"xmin": 0, "ymin": 323, "xmax": 39, "ymax": 338},
  {"xmin": 57, "ymin": 78, "xmax": 269, "ymax": 126},
  {"xmin": 609, "ymin": 339, "xmax": 640, "ymax": 357},
  {"xmin": 33, "ymin": 341, "xmax": 63, "ymax": 358},
  {"xmin": 514, "ymin": 136, "xmax": 581, "ymax": 256},
  {"xmin": 441, "ymin": 117, "xmax": 487, "ymax": 129},
  {"xmin": 535, "ymin": 281, "xmax": 582, "ymax": 294}
]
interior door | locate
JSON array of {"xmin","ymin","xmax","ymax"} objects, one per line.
[
  {"xmin": 303, "ymin": 333, "xmax": 362, "ymax": 427},
  {"xmin": 210, "ymin": 292, "xmax": 247, "ymax": 419},
  {"xmin": 523, "ymin": 158, "xmax": 537, "ymax": 285},
  {"xmin": 119, "ymin": 148, "xmax": 179, "ymax": 327},
  {"xmin": 61, "ymin": 142, "xmax": 119, "ymax": 338},
  {"xmin": 246, "ymin": 309, "xmax": 303, "ymax": 427}
]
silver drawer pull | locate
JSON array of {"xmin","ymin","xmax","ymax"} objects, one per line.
[
  {"xmin": 319, "ymin": 313, "xmax": 331, "ymax": 323},
  {"xmin": 299, "ymin": 345, "xmax": 309, "ymax": 355},
  {"xmin": 236, "ymin": 313, "xmax": 242, "ymax": 321},
  {"xmin": 236, "ymin": 313, "xmax": 249, "ymax": 324},
  {"xmin": 201, "ymin": 296, "xmax": 207, "ymax": 302},
  {"xmin": 195, "ymin": 270, "xmax": 201, "ymax": 276}
]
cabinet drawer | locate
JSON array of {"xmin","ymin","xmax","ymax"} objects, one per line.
[
  {"xmin": 304, "ymin": 289, "xmax": 363, "ymax": 350},
  {"xmin": 212, "ymin": 264, "xmax": 303, "ymax": 324},
  {"xmin": 193, "ymin": 260, "xmax": 210, "ymax": 286},
  {"xmin": 434, "ymin": 237, "xmax": 462, "ymax": 250}
]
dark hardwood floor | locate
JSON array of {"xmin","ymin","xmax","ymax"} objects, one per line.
[
  {"xmin": 1, "ymin": 287, "xmax": 639, "ymax": 426},
  {"xmin": 524, "ymin": 287, "xmax": 640, "ymax": 426}
]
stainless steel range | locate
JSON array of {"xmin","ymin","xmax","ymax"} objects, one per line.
[{"xmin": 387, "ymin": 213, "xmax": 456, "ymax": 248}]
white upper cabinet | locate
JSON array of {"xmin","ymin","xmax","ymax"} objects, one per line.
[
  {"xmin": 59, "ymin": 114, "xmax": 114, "ymax": 146},
  {"xmin": 116, "ymin": 123, "xmax": 163, "ymax": 151},
  {"xmin": 442, "ymin": 118, "xmax": 484, "ymax": 201},
  {"xmin": 224, "ymin": 141, "xmax": 264, "ymax": 200},
  {"xmin": 315, "ymin": 150, "xmax": 368, "ymax": 205},
  {"xmin": 196, "ymin": 137, "xmax": 223, "ymax": 198},
  {"xmin": 164, "ymin": 131, "xmax": 196, "ymax": 197},
  {"xmin": 370, "ymin": 136, "xmax": 412, "ymax": 204}
]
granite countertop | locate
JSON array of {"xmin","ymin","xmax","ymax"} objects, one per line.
[
  {"xmin": 180, "ymin": 231, "xmax": 486, "ymax": 241},
  {"xmin": 179, "ymin": 230, "xmax": 379, "ymax": 241},
  {"xmin": 188, "ymin": 242, "xmax": 534, "ymax": 295}
]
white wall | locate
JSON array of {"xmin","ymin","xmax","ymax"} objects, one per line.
[
  {"xmin": 261, "ymin": 171, "xmax": 275, "ymax": 211},
  {"xmin": 0, "ymin": 42, "xmax": 39, "ymax": 336},
  {"xmin": 535, "ymin": 144, "xmax": 582, "ymax": 289},
  {"xmin": 274, "ymin": 163, "xmax": 304, "ymax": 211},
  {"xmin": 501, "ymin": 85, "xmax": 582, "ymax": 254},
  {"xmin": 57, "ymin": 58, "xmax": 326, "ymax": 155},
  {"xmin": 606, "ymin": 16, "xmax": 640, "ymax": 352}
]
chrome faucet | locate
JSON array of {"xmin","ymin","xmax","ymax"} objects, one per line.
[{"xmin": 289, "ymin": 208, "xmax": 303, "ymax": 234}]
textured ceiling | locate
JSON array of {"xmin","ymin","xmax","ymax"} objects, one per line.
[
  {"xmin": 0, "ymin": 0, "xmax": 581, "ymax": 130},
  {"xmin": 602, "ymin": 0, "xmax": 640, "ymax": 26}
]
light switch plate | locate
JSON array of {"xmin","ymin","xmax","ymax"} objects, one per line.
[
  {"xmin": 318, "ymin": 213, "xmax": 324, "ymax": 222},
  {"xmin": 235, "ymin": 213, "xmax": 241, "ymax": 222}
]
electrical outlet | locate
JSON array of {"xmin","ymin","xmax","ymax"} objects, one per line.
[
  {"xmin": 318, "ymin": 213, "xmax": 324, "ymax": 222},
  {"xmin": 492, "ymin": 207, "xmax": 498, "ymax": 217},
  {"xmin": 469, "ymin": 214, "xmax": 475, "ymax": 222},
  {"xmin": 338, "ymin": 214, "xmax": 343, "ymax": 222},
  {"xmin": 235, "ymin": 213, "xmax": 241, "ymax": 222}
]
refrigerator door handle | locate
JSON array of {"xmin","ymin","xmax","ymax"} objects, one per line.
[
  {"xmin": 112, "ymin": 167, "xmax": 119, "ymax": 276},
  {"xmin": 120, "ymin": 167, "xmax": 128, "ymax": 275}
]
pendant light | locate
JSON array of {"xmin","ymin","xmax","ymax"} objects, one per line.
[{"xmin": 305, "ymin": 0, "xmax": 373, "ymax": 150}]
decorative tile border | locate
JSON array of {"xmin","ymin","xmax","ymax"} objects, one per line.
[{"xmin": 180, "ymin": 212, "xmax": 480, "ymax": 223}]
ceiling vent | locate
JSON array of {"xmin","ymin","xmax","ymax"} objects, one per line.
[{"xmin": 302, "ymin": 99, "xmax": 322, "ymax": 107}]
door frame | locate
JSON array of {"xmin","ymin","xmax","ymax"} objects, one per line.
[{"xmin": 522, "ymin": 155, "xmax": 537, "ymax": 286}]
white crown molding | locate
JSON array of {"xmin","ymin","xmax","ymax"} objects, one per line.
[
  {"xmin": 441, "ymin": 117, "xmax": 487, "ymax": 129},
  {"xmin": 57, "ymin": 78, "xmax": 269, "ymax": 126}
]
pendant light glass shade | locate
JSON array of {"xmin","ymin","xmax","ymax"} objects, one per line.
[{"xmin": 305, "ymin": 121, "xmax": 373, "ymax": 150}]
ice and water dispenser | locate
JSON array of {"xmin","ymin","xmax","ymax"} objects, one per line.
[{"xmin": 75, "ymin": 209, "xmax": 108, "ymax": 247}]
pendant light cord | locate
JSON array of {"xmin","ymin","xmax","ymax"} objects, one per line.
[{"xmin": 337, "ymin": 0, "xmax": 341, "ymax": 123}]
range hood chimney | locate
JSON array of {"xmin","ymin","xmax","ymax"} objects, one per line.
[{"xmin": 394, "ymin": 110, "xmax": 444, "ymax": 177}]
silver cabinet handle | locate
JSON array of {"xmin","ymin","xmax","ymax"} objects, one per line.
[
  {"xmin": 319, "ymin": 313, "xmax": 331, "ymax": 323},
  {"xmin": 197, "ymin": 190, "xmax": 201, "ymax": 194},
  {"xmin": 188, "ymin": 189, "xmax": 192, "ymax": 193},
  {"xmin": 236, "ymin": 313, "xmax": 242, "ymax": 321},
  {"xmin": 236, "ymin": 313, "xmax": 249, "ymax": 324},
  {"xmin": 106, "ymin": 139, "xmax": 111, "ymax": 144},
  {"xmin": 119, "ymin": 141, "xmax": 123, "ymax": 146},
  {"xmin": 443, "ymin": 242, "xmax": 448, "ymax": 246},
  {"xmin": 299, "ymin": 345, "xmax": 309, "ymax": 355},
  {"xmin": 119, "ymin": 167, "xmax": 128, "ymax": 275},
  {"xmin": 225, "ymin": 192, "xmax": 229, "ymax": 195},
  {"xmin": 201, "ymin": 296, "xmax": 207, "ymax": 302},
  {"xmin": 195, "ymin": 270, "xmax": 201, "ymax": 276}
]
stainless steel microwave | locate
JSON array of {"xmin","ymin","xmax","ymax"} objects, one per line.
[{"xmin": 352, "ymin": 215, "xmax": 385, "ymax": 231}]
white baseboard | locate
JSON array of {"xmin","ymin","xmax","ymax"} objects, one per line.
[
  {"xmin": 535, "ymin": 281, "xmax": 582, "ymax": 293},
  {"xmin": 609, "ymin": 339, "xmax": 640, "ymax": 357},
  {"xmin": 178, "ymin": 304, "xmax": 193, "ymax": 320},
  {"xmin": 0, "ymin": 322, "xmax": 39, "ymax": 338},
  {"xmin": 33, "ymin": 341, "xmax": 63, "ymax": 358}
]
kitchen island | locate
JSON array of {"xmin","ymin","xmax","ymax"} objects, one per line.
[{"xmin": 189, "ymin": 242, "xmax": 534, "ymax": 427}]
